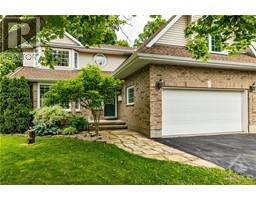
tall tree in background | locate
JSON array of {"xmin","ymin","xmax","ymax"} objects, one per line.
[
  {"xmin": 133, "ymin": 15, "xmax": 166, "ymax": 47},
  {"xmin": 185, "ymin": 15, "xmax": 256, "ymax": 61},
  {"xmin": 64, "ymin": 16, "xmax": 128, "ymax": 46}
]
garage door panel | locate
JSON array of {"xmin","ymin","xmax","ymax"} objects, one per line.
[{"xmin": 162, "ymin": 89, "xmax": 243, "ymax": 136}]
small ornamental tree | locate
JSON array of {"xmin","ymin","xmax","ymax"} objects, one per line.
[{"xmin": 44, "ymin": 64, "xmax": 123, "ymax": 135}]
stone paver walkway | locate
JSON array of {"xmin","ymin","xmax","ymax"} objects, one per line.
[{"xmin": 74, "ymin": 130, "xmax": 221, "ymax": 168}]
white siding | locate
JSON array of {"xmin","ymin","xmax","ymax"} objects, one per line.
[
  {"xmin": 50, "ymin": 34, "xmax": 80, "ymax": 46},
  {"xmin": 191, "ymin": 15, "xmax": 202, "ymax": 22},
  {"xmin": 79, "ymin": 52, "xmax": 128, "ymax": 72},
  {"xmin": 156, "ymin": 16, "xmax": 188, "ymax": 46}
]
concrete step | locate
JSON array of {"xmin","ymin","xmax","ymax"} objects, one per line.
[
  {"xmin": 91, "ymin": 124, "xmax": 128, "ymax": 130},
  {"xmin": 89, "ymin": 119, "xmax": 126, "ymax": 126}
]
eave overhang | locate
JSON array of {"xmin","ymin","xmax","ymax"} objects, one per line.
[{"xmin": 113, "ymin": 53, "xmax": 256, "ymax": 79}]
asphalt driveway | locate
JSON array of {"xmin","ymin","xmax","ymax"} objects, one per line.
[{"xmin": 155, "ymin": 134, "xmax": 256, "ymax": 178}]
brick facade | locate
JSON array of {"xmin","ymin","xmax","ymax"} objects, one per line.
[
  {"xmin": 118, "ymin": 66, "xmax": 150, "ymax": 135},
  {"xmin": 118, "ymin": 64, "xmax": 256, "ymax": 137}
]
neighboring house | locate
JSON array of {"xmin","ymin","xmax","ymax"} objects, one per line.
[
  {"xmin": 9, "ymin": 32, "xmax": 135, "ymax": 120},
  {"xmin": 114, "ymin": 15, "xmax": 256, "ymax": 138}
]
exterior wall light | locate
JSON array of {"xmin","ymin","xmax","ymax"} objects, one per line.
[
  {"xmin": 156, "ymin": 79, "xmax": 165, "ymax": 90},
  {"xmin": 250, "ymin": 82, "xmax": 256, "ymax": 92}
]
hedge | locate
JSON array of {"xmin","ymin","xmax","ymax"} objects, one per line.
[{"xmin": 0, "ymin": 77, "xmax": 32, "ymax": 133}]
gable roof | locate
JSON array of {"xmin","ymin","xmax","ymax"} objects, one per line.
[
  {"xmin": 145, "ymin": 15, "xmax": 182, "ymax": 48},
  {"xmin": 135, "ymin": 15, "xmax": 177, "ymax": 50},
  {"xmin": 48, "ymin": 32, "xmax": 84, "ymax": 48},
  {"xmin": 64, "ymin": 32, "xmax": 84, "ymax": 47}
]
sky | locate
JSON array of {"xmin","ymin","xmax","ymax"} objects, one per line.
[{"xmin": 117, "ymin": 15, "xmax": 171, "ymax": 46}]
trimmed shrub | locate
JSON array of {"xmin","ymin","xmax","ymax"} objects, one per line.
[
  {"xmin": 70, "ymin": 115, "xmax": 88, "ymax": 132},
  {"xmin": 0, "ymin": 77, "xmax": 32, "ymax": 133},
  {"xmin": 32, "ymin": 123, "xmax": 60, "ymax": 136},
  {"xmin": 62, "ymin": 126, "xmax": 78, "ymax": 135},
  {"xmin": 33, "ymin": 105, "xmax": 70, "ymax": 128}
]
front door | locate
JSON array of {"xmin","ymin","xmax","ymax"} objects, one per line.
[{"xmin": 103, "ymin": 97, "xmax": 116, "ymax": 118}]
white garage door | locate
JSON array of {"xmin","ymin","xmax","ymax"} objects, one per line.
[{"xmin": 162, "ymin": 89, "xmax": 247, "ymax": 136}]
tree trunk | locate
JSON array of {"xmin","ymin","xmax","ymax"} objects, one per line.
[
  {"xmin": 27, "ymin": 131, "xmax": 35, "ymax": 144},
  {"xmin": 92, "ymin": 109, "xmax": 102, "ymax": 136}
]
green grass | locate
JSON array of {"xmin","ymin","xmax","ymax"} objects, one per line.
[{"xmin": 0, "ymin": 135, "xmax": 255, "ymax": 185}]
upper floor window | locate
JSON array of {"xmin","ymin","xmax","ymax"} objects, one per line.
[
  {"xmin": 52, "ymin": 49, "xmax": 70, "ymax": 67},
  {"xmin": 208, "ymin": 35, "xmax": 222, "ymax": 53},
  {"xmin": 34, "ymin": 48, "xmax": 40, "ymax": 67},
  {"xmin": 94, "ymin": 54, "xmax": 107, "ymax": 66}
]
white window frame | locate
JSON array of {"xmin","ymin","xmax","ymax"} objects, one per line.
[
  {"xmin": 37, "ymin": 83, "xmax": 52, "ymax": 108},
  {"xmin": 34, "ymin": 47, "xmax": 41, "ymax": 67},
  {"xmin": 74, "ymin": 51, "xmax": 79, "ymax": 69},
  {"xmin": 208, "ymin": 35, "xmax": 228, "ymax": 55},
  {"xmin": 66, "ymin": 102, "xmax": 72, "ymax": 112},
  {"xmin": 94, "ymin": 53, "xmax": 107, "ymax": 67},
  {"xmin": 37, "ymin": 83, "xmax": 71, "ymax": 111},
  {"xmin": 51, "ymin": 48, "xmax": 72, "ymax": 68},
  {"xmin": 126, "ymin": 86, "xmax": 135, "ymax": 105}
]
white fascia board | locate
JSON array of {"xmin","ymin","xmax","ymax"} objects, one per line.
[
  {"xmin": 113, "ymin": 53, "xmax": 139, "ymax": 77},
  {"xmin": 139, "ymin": 53, "xmax": 256, "ymax": 69},
  {"xmin": 8, "ymin": 67, "xmax": 24, "ymax": 78},
  {"xmin": 64, "ymin": 32, "xmax": 84, "ymax": 47},
  {"xmin": 145, "ymin": 15, "xmax": 182, "ymax": 48},
  {"xmin": 249, "ymin": 45, "xmax": 256, "ymax": 57},
  {"xmin": 74, "ymin": 47, "xmax": 134, "ymax": 55}
]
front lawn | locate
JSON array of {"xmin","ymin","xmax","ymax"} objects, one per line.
[{"xmin": 0, "ymin": 135, "xmax": 255, "ymax": 185}]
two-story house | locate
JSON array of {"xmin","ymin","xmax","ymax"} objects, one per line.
[
  {"xmin": 9, "ymin": 16, "xmax": 256, "ymax": 138},
  {"xmin": 9, "ymin": 32, "xmax": 135, "ymax": 120}
]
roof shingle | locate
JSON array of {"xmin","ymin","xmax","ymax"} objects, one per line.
[
  {"xmin": 138, "ymin": 44, "xmax": 256, "ymax": 64},
  {"xmin": 9, "ymin": 67, "xmax": 79, "ymax": 81}
]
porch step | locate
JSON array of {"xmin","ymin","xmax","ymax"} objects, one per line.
[
  {"xmin": 89, "ymin": 120, "xmax": 127, "ymax": 130},
  {"xmin": 94, "ymin": 124, "xmax": 128, "ymax": 130}
]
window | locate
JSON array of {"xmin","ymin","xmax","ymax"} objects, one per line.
[
  {"xmin": 52, "ymin": 49, "xmax": 70, "ymax": 67},
  {"xmin": 39, "ymin": 84, "xmax": 50, "ymax": 107},
  {"xmin": 208, "ymin": 35, "xmax": 222, "ymax": 53},
  {"xmin": 63, "ymin": 102, "xmax": 72, "ymax": 112},
  {"xmin": 74, "ymin": 52, "xmax": 79, "ymax": 69},
  {"xmin": 126, "ymin": 86, "xmax": 135, "ymax": 105},
  {"xmin": 34, "ymin": 48, "xmax": 40, "ymax": 67},
  {"xmin": 75, "ymin": 99, "xmax": 80, "ymax": 111},
  {"xmin": 94, "ymin": 54, "xmax": 107, "ymax": 66}
]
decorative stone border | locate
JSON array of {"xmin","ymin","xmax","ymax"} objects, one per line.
[{"xmin": 73, "ymin": 130, "xmax": 221, "ymax": 169}]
